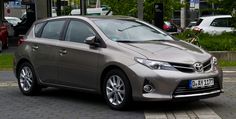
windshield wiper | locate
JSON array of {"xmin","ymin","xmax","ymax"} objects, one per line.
[
  {"xmin": 118, "ymin": 25, "xmax": 142, "ymax": 32},
  {"xmin": 142, "ymin": 39, "xmax": 171, "ymax": 43},
  {"xmin": 116, "ymin": 40, "xmax": 141, "ymax": 43}
]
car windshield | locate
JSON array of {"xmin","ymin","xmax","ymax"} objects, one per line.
[{"xmin": 93, "ymin": 19, "xmax": 174, "ymax": 42}]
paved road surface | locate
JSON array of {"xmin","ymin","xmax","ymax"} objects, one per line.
[{"xmin": 0, "ymin": 69, "xmax": 236, "ymax": 119}]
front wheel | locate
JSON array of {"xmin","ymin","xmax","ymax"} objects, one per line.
[
  {"xmin": 103, "ymin": 69, "xmax": 132, "ymax": 110},
  {"xmin": 17, "ymin": 62, "xmax": 41, "ymax": 96}
]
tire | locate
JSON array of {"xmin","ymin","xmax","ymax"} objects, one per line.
[
  {"xmin": 103, "ymin": 69, "xmax": 132, "ymax": 110},
  {"xmin": 17, "ymin": 62, "xmax": 41, "ymax": 96}
]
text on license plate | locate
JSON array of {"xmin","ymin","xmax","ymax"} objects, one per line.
[{"xmin": 190, "ymin": 78, "xmax": 214, "ymax": 89}]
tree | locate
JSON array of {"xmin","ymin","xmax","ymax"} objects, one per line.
[
  {"xmin": 101, "ymin": 0, "xmax": 137, "ymax": 16},
  {"xmin": 219, "ymin": 0, "xmax": 236, "ymax": 28},
  {"xmin": 194, "ymin": 0, "xmax": 236, "ymax": 28},
  {"xmin": 102, "ymin": 0, "xmax": 181, "ymax": 23},
  {"xmin": 143, "ymin": 0, "xmax": 181, "ymax": 23}
]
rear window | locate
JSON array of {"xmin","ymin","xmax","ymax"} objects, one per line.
[{"xmin": 196, "ymin": 19, "xmax": 203, "ymax": 26}]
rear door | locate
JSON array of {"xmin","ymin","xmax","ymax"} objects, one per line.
[
  {"xmin": 57, "ymin": 19, "xmax": 100, "ymax": 90},
  {"xmin": 30, "ymin": 19, "xmax": 66, "ymax": 84},
  {"xmin": 209, "ymin": 18, "xmax": 233, "ymax": 34}
]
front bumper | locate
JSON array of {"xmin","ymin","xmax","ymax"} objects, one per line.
[{"xmin": 126, "ymin": 63, "xmax": 223, "ymax": 101}]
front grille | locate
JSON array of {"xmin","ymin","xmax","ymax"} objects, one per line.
[
  {"xmin": 173, "ymin": 78, "xmax": 220, "ymax": 96},
  {"xmin": 170, "ymin": 58, "xmax": 212, "ymax": 73},
  {"xmin": 203, "ymin": 59, "xmax": 212, "ymax": 71},
  {"xmin": 170, "ymin": 63, "xmax": 195, "ymax": 73}
]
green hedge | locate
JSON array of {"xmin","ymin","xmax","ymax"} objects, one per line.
[{"xmin": 175, "ymin": 31, "xmax": 236, "ymax": 51}]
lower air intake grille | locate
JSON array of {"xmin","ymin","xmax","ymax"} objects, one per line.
[{"xmin": 173, "ymin": 78, "xmax": 220, "ymax": 96}]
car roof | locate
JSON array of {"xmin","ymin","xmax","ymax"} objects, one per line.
[
  {"xmin": 86, "ymin": 15, "xmax": 136, "ymax": 19},
  {"xmin": 35, "ymin": 15, "xmax": 137, "ymax": 24},
  {"xmin": 197, "ymin": 15, "xmax": 232, "ymax": 26},
  {"xmin": 200, "ymin": 15, "xmax": 232, "ymax": 19}
]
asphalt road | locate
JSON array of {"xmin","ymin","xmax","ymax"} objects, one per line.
[{"xmin": 0, "ymin": 69, "xmax": 236, "ymax": 119}]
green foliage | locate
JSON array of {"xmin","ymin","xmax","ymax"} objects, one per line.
[
  {"xmin": 101, "ymin": 0, "xmax": 137, "ymax": 16},
  {"xmin": 201, "ymin": 0, "xmax": 236, "ymax": 28},
  {"xmin": 220, "ymin": 0, "xmax": 236, "ymax": 14},
  {"xmin": 101, "ymin": 0, "xmax": 181, "ymax": 22},
  {"xmin": 143, "ymin": 0, "xmax": 181, "ymax": 22},
  {"xmin": 219, "ymin": 60, "xmax": 236, "ymax": 67},
  {"xmin": 202, "ymin": 0, "xmax": 236, "ymax": 13},
  {"xmin": 175, "ymin": 31, "xmax": 236, "ymax": 51},
  {"xmin": 232, "ymin": 14, "xmax": 236, "ymax": 29},
  {"xmin": 62, "ymin": 6, "xmax": 73, "ymax": 15}
]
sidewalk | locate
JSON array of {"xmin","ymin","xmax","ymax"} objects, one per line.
[{"xmin": 222, "ymin": 67, "xmax": 236, "ymax": 72}]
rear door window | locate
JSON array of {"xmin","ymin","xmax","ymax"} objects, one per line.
[
  {"xmin": 210, "ymin": 18, "xmax": 232, "ymax": 27},
  {"xmin": 34, "ymin": 22, "xmax": 45, "ymax": 37},
  {"xmin": 41, "ymin": 20, "xmax": 65, "ymax": 40}
]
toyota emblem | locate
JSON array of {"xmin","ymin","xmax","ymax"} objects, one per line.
[{"xmin": 193, "ymin": 62, "xmax": 204, "ymax": 72}]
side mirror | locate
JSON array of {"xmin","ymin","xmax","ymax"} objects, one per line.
[{"xmin": 85, "ymin": 36, "xmax": 100, "ymax": 47}]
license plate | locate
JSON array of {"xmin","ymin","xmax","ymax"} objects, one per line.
[{"xmin": 190, "ymin": 78, "xmax": 214, "ymax": 89}]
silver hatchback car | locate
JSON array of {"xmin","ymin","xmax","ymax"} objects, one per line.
[{"xmin": 14, "ymin": 16, "xmax": 223, "ymax": 110}]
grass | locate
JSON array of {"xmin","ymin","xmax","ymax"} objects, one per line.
[{"xmin": 0, "ymin": 53, "xmax": 14, "ymax": 70}]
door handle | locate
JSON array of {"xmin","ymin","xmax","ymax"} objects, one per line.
[
  {"xmin": 59, "ymin": 49, "xmax": 67, "ymax": 55},
  {"xmin": 32, "ymin": 45, "xmax": 39, "ymax": 51}
]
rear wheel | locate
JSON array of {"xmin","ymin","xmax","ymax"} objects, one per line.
[
  {"xmin": 103, "ymin": 69, "xmax": 132, "ymax": 110},
  {"xmin": 17, "ymin": 62, "xmax": 41, "ymax": 96}
]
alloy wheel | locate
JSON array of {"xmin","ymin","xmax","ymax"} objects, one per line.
[
  {"xmin": 106, "ymin": 75, "xmax": 125, "ymax": 106},
  {"xmin": 19, "ymin": 66, "xmax": 33, "ymax": 92}
]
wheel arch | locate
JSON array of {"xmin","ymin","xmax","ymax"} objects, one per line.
[
  {"xmin": 99, "ymin": 64, "xmax": 132, "ymax": 95},
  {"xmin": 16, "ymin": 58, "xmax": 33, "ymax": 77}
]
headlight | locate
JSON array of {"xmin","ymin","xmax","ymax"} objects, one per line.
[
  {"xmin": 134, "ymin": 57, "xmax": 177, "ymax": 70},
  {"xmin": 212, "ymin": 57, "xmax": 218, "ymax": 65}
]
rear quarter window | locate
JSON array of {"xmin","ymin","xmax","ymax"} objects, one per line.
[
  {"xmin": 34, "ymin": 22, "xmax": 45, "ymax": 37},
  {"xmin": 210, "ymin": 18, "xmax": 232, "ymax": 27},
  {"xmin": 196, "ymin": 19, "xmax": 203, "ymax": 26}
]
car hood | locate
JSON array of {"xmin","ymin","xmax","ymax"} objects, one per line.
[{"xmin": 118, "ymin": 40, "xmax": 212, "ymax": 64}]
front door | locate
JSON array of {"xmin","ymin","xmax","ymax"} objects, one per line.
[{"xmin": 57, "ymin": 20, "xmax": 100, "ymax": 90}]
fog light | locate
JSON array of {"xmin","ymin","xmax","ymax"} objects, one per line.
[{"xmin": 143, "ymin": 84, "xmax": 154, "ymax": 93}]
